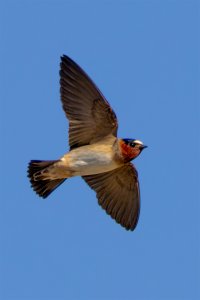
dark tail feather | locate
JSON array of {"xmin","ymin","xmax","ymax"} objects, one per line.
[{"xmin": 27, "ymin": 160, "xmax": 66, "ymax": 198}]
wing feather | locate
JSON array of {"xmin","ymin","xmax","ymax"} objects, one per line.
[
  {"xmin": 60, "ymin": 55, "xmax": 118, "ymax": 149},
  {"xmin": 83, "ymin": 163, "xmax": 140, "ymax": 231}
]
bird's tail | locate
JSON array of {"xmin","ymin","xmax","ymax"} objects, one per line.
[{"xmin": 27, "ymin": 160, "xmax": 66, "ymax": 198}]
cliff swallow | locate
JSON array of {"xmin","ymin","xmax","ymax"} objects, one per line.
[{"xmin": 28, "ymin": 55, "xmax": 147, "ymax": 231}]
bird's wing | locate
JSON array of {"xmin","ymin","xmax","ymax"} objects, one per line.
[
  {"xmin": 82, "ymin": 163, "xmax": 140, "ymax": 231},
  {"xmin": 60, "ymin": 55, "xmax": 118, "ymax": 149}
]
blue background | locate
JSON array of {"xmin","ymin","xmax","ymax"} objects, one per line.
[{"xmin": 0, "ymin": 1, "xmax": 199, "ymax": 299}]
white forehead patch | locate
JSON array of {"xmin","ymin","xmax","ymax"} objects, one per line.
[{"xmin": 134, "ymin": 139, "xmax": 143, "ymax": 145}]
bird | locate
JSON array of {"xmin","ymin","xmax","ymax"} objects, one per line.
[{"xmin": 28, "ymin": 55, "xmax": 147, "ymax": 231}]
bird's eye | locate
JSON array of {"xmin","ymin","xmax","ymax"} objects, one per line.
[{"xmin": 130, "ymin": 142, "xmax": 135, "ymax": 147}]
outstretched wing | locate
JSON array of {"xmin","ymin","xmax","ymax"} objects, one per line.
[
  {"xmin": 82, "ymin": 163, "xmax": 140, "ymax": 231},
  {"xmin": 60, "ymin": 55, "xmax": 118, "ymax": 149}
]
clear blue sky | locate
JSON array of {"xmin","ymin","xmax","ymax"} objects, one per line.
[{"xmin": 0, "ymin": 1, "xmax": 199, "ymax": 299}]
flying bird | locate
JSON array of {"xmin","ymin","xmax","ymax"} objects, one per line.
[{"xmin": 28, "ymin": 55, "xmax": 147, "ymax": 231}]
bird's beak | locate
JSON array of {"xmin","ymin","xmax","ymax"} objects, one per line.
[{"xmin": 140, "ymin": 145, "xmax": 148, "ymax": 151}]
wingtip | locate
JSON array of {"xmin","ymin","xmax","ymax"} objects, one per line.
[
  {"xmin": 118, "ymin": 218, "xmax": 139, "ymax": 232},
  {"xmin": 60, "ymin": 54, "xmax": 74, "ymax": 64},
  {"xmin": 61, "ymin": 54, "xmax": 66, "ymax": 59},
  {"xmin": 60, "ymin": 54, "xmax": 79, "ymax": 72},
  {"xmin": 60, "ymin": 54, "xmax": 67, "ymax": 63}
]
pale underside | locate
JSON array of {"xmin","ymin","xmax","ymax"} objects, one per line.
[{"xmin": 61, "ymin": 143, "xmax": 120, "ymax": 177}]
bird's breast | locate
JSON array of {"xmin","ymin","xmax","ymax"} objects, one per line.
[{"xmin": 61, "ymin": 143, "xmax": 121, "ymax": 176}]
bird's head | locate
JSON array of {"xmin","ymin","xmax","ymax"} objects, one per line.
[{"xmin": 119, "ymin": 138, "xmax": 147, "ymax": 162}]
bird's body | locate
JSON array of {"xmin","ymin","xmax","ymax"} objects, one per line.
[
  {"xmin": 61, "ymin": 137, "xmax": 120, "ymax": 177},
  {"xmin": 28, "ymin": 55, "xmax": 147, "ymax": 231},
  {"xmin": 37, "ymin": 137, "xmax": 119, "ymax": 180}
]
